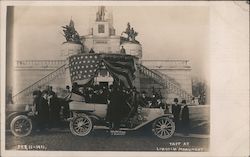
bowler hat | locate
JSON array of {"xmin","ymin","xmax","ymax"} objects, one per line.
[{"xmin": 174, "ymin": 98, "xmax": 178, "ymax": 103}]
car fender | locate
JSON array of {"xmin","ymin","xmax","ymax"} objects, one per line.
[
  {"xmin": 129, "ymin": 113, "xmax": 174, "ymax": 131},
  {"xmin": 6, "ymin": 111, "xmax": 29, "ymax": 121}
]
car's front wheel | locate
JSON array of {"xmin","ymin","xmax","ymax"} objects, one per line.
[
  {"xmin": 10, "ymin": 115, "xmax": 32, "ymax": 137},
  {"xmin": 69, "ymin": 114, "xmax": 93, "ymax": 136}
]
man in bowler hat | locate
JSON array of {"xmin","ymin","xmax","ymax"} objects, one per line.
[{"xmin": 172, "ymin": 98, "xmax": 181, "ymax": 131}]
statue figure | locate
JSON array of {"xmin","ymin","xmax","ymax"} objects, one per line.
[
  {"xmin": 125, "ymin": 22, "xmax": 131, "ymax": 39},
  {"xmin": 96, "ymin": 6, "xmax": 106, "ymax": 21},
  {"xmin": 129, "ymin": 28, "xmax": 135, "ymax": 41},
  {"xmin": 62, "ymin": 19, "xmax": 82, "ymax": 45},
  {"xmin": 121, "ymin": 22, "xmax": 139, "ymax": 44}
]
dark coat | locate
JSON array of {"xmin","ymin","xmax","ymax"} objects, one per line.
[
  {"xmin": 172, "ymin": 104, "xmax": 181, "ymax": 123},
  {"xmin": 107, "ymin": 89, "xmax": 127, "ymax": 122},
  {"xmin": 49, "ymin": 95, "xmax": 61, "ymax": 123},
  {"xmin": 37, "ymin": 97, "xmax": 50, "ymax": 124},
  {"xmin": 181, "ymin": 105, "xmax": 190, "ymax": 134},
  {"xmin": 181, "ymin": 105, "xmax": 190, "ymax": 125},
  {"xmin": 33, "ymin": 96, "xmax": 40, "ymax": 110}
]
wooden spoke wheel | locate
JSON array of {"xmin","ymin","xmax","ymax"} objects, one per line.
[
  {"xmin": 70, "ymin": 114, "xmax": 93, "ymax": 136},
  {"xmin": 152, "ymin": 117, "xmax": 175, "ymax": 139},
  {"xmin": 10, "ymin": 115, "xmax": 32, "ymax": 137}
]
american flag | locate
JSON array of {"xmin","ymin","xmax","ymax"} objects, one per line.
[
  {"xmin": 69, "ymin": 54, "xmax": 101, "ymax": 84},
  {"xmin": 69, "ymin": 53, "xmax": 136, "ymax": 88}
]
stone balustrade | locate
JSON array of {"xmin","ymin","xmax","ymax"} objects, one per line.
[
  {"xmin": 141, "ymin": 60, "xmax": 191, "ymax": 69},
  {"xmin": 16, "ymin": 60, "xmax": 65, "ymax": 68},
  {"xmin": 16, "ymin": 59, "xmax": 190, "ymax": 69},
  {"xmin": 14, "ymin": 59, "xmax": 191, "ymax": 78}
]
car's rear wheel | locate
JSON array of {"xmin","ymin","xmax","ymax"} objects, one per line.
[
  {"xmin": 70, "ymin": 114, "xmax": 93, "ymax": 136},
  {"xmin": 10, "ymin": 115, "xmax": 32, "ymax": 137},
  {"xmin": 152, "ymin": 117, "xmax": 175, "ymax": 139}
]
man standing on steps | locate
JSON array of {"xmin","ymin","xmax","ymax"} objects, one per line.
[{"xmin": 120, "ymin": 46, "xmax": 126, "ymax": 54}]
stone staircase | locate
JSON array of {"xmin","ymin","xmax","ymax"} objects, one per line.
[
  {"xmin": 137, "ymin": 63, "xmax": 193, "ymax": 102},
  {"xmin": 12, "ymin": 64, "xmax": 66, "ymax": 104},
  {"xmin": 150, "ymin": 68, "xmax": 181, "ymax": 87}
]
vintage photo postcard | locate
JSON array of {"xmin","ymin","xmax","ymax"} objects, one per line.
[{"xmin": 0, "ymin": 1, "xmax": 249, "ymax": 157}]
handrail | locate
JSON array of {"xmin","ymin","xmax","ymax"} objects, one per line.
[
  {"xmin": 12, "ymin": 64, "xmax": 66, "ymax": 102},
  {"xmin": 141, "ymin": 59, "xmax": 189, "ymax": 66},
  {"xmin": 151, "ymin": 69, "xmax": 181, "ymax": 86},
  {"xmin": 137, "ymin": 63, "xmax": 192, "ymax": 101}
]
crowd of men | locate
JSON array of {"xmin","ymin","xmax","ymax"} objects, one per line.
[
  {"xmin": 70, "ymin": 83, "xmax": 167, "ymax": 108},
  {"xmin": 68, "ymin": 82, "xmax": 170, "ymax": 130},
  {"xmin": 32, "ymin": 83, "xmax": 189, "ymax": 134},
  {"xmin": 32, "ymin": 86, "xmax": 63, "ymax": 131}
]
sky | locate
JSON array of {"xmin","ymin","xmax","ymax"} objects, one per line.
[{"xmin": 10, "ymin": 6, "xmax": 209, "ymax": 79}]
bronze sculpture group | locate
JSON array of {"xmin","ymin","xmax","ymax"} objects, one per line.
[
  {"xmin": 121, "ymin": 22, "xmax": 140, "ymax": 44},
  {"xmin": 62, "ymin": 19, "xmax": 82, "ymax": 45},
  {"xmin": 62, "ymin": 18, "xmax": 140, "ymax": 46}
]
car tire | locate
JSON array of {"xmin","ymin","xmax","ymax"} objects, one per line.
[
  {"xmin": 10, "ymin": 115, "xmax": 32, "ymax": 137},
  {"xmin": 69, "ymin": 114, "xmax": 93, "ymax": 136},
  {"xmin": 152, "ymin": 116, "xmax": 175, "ymax": 139}
]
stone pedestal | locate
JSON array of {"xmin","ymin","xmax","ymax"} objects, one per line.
[
  {"xmin": 61, "ymin": 42, "xmax": 83, "ymax": 57},
  {"xmin": 120, "ymin": 42, "xmax": 142, "ymax": 59},
  {"xmin": 61, "ymin": 42, "xmax": 83, "ymax": 87},
  {"xmin": 83, "ymin": 35, "xmax": 120, "ymax": 54},
  {"xmin": 64, "ymin": 58, "xmax": 72, "ymax": 87}
]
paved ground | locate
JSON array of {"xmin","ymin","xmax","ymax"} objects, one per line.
[
  {"xmin": 189, "ymin": 105, "xmax": 210, "ymax": 134},
  {"xmin": 5, "ymin": 128, "xmax": 209, "ymax": 152}
]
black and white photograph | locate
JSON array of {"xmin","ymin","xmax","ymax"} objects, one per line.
[{"xmin": 0, "ymin": 1, "xmax": 249, "ymax": 157}]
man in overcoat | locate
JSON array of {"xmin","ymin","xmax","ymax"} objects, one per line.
[
  {"xmin": 181, "ymin": 100, "xmax": 190, "ymax": 136},
  {"xmin": 108, "ymin": 84, "xmax": 127, "ymax": 130},
  {"xmin": 36, "ymin": 91, "xmax": 50, "ymax": 131},
  {"xmin": 172, "ymin": 98, "xmax": 181, "ymax": 131}
]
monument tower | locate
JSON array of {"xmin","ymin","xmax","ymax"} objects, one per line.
[{"xmin": 82, "ymin": 6, "xmax": 120, "ymax": 54}]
